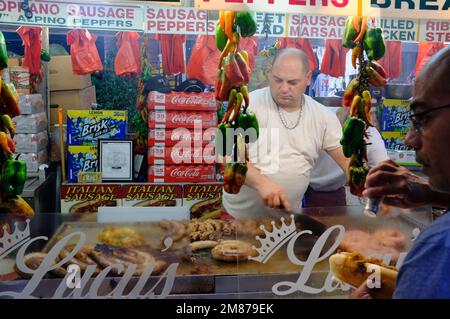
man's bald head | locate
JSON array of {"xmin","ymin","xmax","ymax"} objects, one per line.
[
  {"xmin": 406, "ymin": 45, "xmax": 450, "ymax": 194},
  {"xmin": 272, "ymin": 48, "xmax": 310, "ymax": 74},
  {"xmin": 268, "ymin": 48, "xmax": 312, "ymax": 111}
]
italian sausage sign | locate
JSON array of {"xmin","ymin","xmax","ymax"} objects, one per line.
[{"xmin": 195, "ymin": 0, "xmax": 358, "ymax": 16}]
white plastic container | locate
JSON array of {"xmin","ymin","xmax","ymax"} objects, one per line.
[{"xmin": 14, "ymin": 131, "xmax": 48, "ymax": 153}]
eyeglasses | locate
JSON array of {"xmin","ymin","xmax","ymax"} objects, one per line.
[{"xmin": 409, "ymin": 104, "xmax": 450, "ymax": 133}]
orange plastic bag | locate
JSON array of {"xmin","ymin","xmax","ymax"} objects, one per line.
[
  {"xmin": 114, "ymin": 32, "xmax": 141, "ymax": 77},
  {"xmin": 320, "ymin": 39, "xmax": 348, "ymax": 78},
  {"xmin": 155, "ymin": 34, "xmax": 186, "ymax": 74},
  {"xmin": 16, "ymin": 26, "xmax": 42, "ymax": 75},
  {"xmin": 186, "ymin": 35, "xmax": 221, "ymax": 86},
  {"xmin": 277, "ymin": 38, "xmax": 318, "ymax": 73},
  {"xmin": 415, "ymin": 42, "xmax": 446, "ymax": 76},
  {"xmin": 67, "ymin": 29, "xmax": 103, "ymax": 75},
  {"xmin": 379, "ymin": 41, "xmax": 402, "ymax": 80}
]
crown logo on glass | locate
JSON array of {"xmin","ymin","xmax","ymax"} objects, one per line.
[
  {"xmin": 0, "ymin": 219, "xmax": 31, "ymax": 260},
  {"xmin": 248, "ymin": 215, "xmax": 297, "ymax": 264}
]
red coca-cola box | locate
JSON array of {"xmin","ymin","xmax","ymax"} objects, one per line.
[
  {"xmin": 148, "ymin": 111, "xmax": 218, "ymax": 129},
  {"xmin": 148, "ymin": 91, "xmax": 217, "ymax": 111},
  {"xmin": 148, "ymin": 128, "xmax": 216, "ymax": 147},
  {"xmin": 148, "ymin": 145, "xmax": 216, "ymax": 165},
  {"xmin": 148, "ymin": 165, "xmax": 217, "ymax": 183}
]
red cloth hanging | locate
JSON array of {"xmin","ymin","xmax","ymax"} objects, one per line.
[
  {"xmin": 186, "ymin": 35, "xmax": 220, "ymax": 86},
  {"xmin": 320, "ymin": 39, "xmax": 348, "ymax": 78},
  {"xmin": 277, "ymin": 38, "xmax": 318, "ymax": 73},
  {"xmin": 67, "ymin": 29, "xmax": 103, "ymax": 75},
  {"xmin": 155, "ymin": 34, "xmax": 186, "ymax": 74},
  {"xmin": 415, "ymin": 42, "xmax": 446, "ymax": 76},
  {"xmin": 16, "ymin": 26, "xmax": 42, "ymax": 75},
  {"xmin": 378, "ymin": 41, "xmax": 402, "ymax": 80},
  {"xmin": 114, "ymin": 31, "xmax": 141, "ymax": 77}
]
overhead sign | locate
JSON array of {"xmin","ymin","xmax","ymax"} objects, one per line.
[
  {"xmin": 378, "ymin": 18, "xmax": 419, "ymax": 42},
  {"xmin": 0, "ymin": 0, "xmax": 144, "ymax": 31},
  {"xmin": 419, "ymin": 19, "xmax": 450, "ymax": 42},
  {"xmin": 195, "ymin": 0, "xmax": 358, "ymax": 16},
  {"xmin": 255, "ymin": 12, "xmax": 288, "ymax": 37},
  {"xmin": 363, "ymin": 0, "xmax": 450, "ymax": 20},
  {"xmin": 145, "ymin": 6, "xmax": 214, "ymax": 34},
  {"xmin": 288, "ymin": 14, "xmax": 346, "ymax": 39}
]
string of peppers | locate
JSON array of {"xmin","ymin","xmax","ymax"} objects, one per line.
[
  {"xmin": 0, "ymin": 31, "xmax": 34, "ymax": 219},
  {"xmin": 214, "ymin": 11, "xmax": 258, "ymax": 195},
  {"xmin": 133, "ymin": 35, "xmax": 152, "ymax": 155},
  {"xmin": 341, "ymin": 16, "xmax": 387, "ymax": 197}
]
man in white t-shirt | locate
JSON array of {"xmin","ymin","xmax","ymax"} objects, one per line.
[
  {"xmin": 305, "ymin": 108, "xmax": 390, "ymax": 207},
  {"xmin": 222, "ymin": 48, "xmax": 350, "ymax": 219}
]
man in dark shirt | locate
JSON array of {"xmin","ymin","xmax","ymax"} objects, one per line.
[{"xmin": 352, "ymin": 46, "xmax": 450, "ymax": 299}]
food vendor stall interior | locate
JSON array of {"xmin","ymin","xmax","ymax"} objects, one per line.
[{"xmin": 0, "ymin": 0, "xmax": 442, "ymax": 299}]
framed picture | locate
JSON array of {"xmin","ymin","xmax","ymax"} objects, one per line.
[{"xmin": 98, "ymin": 139, "xmax": 134, "ymax": 182}]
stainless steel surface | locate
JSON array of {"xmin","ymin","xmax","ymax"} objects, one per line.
[
  {"xmin": 313, "ymin": 96, "xmax": 342, "ymax": 107},
  {"xmin": 21, "ymin": 170, "xmax": 57, "ymax": 213},
  {"xmin": 0, "ymin": 207, "xmax": 434, "ymax": 298},
  {"xmin": 383, "ymin": 83, "xmax": 413, "ymax": 99}
]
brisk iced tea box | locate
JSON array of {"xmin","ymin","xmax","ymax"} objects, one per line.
[
  {"xmin": 381, "ymin": 131, "xmax": 412, "ymax": 151},
  {"xmin": 121, "ymin": 184, "xmax": 183, "ymax": 207},
  {"xmin": 60, "ymin": 184, "xmax": 122, "ymax": 214},
  {"xmin": 183, "ymin": 183, "xmax": 223, "ymax": 219},
  {"xmin": 67, "ymin": 110, "xmax": 127, "ymax": 146},
  {"xmin": 67, "ymin": 146, "xmax": 99, "ymax": 183},
  {"xmin": 380, "ymin": 99, "xmax": 412, "ymax": 132}
]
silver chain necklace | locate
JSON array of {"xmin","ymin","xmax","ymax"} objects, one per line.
[{"xmin": 277, "ymin": 98, "xmax": 304, "ymax": 130}]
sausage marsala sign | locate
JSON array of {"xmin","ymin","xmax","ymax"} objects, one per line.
[{"xmin": 0, "ymin": 216, "xmax": 413, "ymax": 298}]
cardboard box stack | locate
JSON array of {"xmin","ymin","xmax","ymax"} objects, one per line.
[
  {"xmin": 66, "ymin": 110, "xmax": 127, "ymax": 182},
  {"xmin": 48, "ymin": 55, "xmax": 96, "ymax": 125},
  {"xmin": 147, "ymin": 91, "xmax": 218, "ymax": 183},
  {"xmin": 12, "ymin": 94, "xmax": 49, "ymax": 173},
  {"xmin": 380, "ymin": 99, "xmax": 419, "ymax": 167}
]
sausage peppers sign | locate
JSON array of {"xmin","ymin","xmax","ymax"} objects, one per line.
[
  {"xmin": 363, "ymin": 0, "xmax": 450, "ymax": 20},
  {"xmin": 0, "ymin": 0, "xmax": 144, "ymax": 31},
  {"xmin": 145, "ymin": 5, "xmax": 214, "ymax": 34}
]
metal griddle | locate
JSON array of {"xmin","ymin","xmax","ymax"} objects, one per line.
[{"xmin": 4, "ymin": 206, "xmax": 433, "ymax": 298}]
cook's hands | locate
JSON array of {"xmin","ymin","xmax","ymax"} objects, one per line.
[
  {"xmin": 349, "ymin": 283, "xmax": 372, "ymax": 299},
  {"xmin": 256, "ymin": 179, "xmax": 292, "ymax": 212},
  {"xmin": 363, "ymin": 160, "xmax": 432, "ymax": 209}
]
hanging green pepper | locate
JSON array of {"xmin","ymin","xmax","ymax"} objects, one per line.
[
  {"xmin": 0, "ymin": 32, "xmax": 8, "ymax": 70},
  {"xmin": 40, "ymin": 49, "xmax": 51, "ymax": 62},
  {"xmin": 215, "ymin": 123, "xmax": 233, "ymax": 156},
  {"xmin": 340, "ymin": 117, "xmax": 366, "ymax": 158},
  {"xmin": 1, "ymin": 159, "xmax": 27, "ymax": 198},
  {"xmin": 237, "ymin": 110, "xmax": 259, "ymax": 142},
  {"xmin": 235, "ymin": 12, "xmax": 257, "ymax": 37},
  {"xmin": 215, "ymin": 22, "xmax": 227, "ymax": 51},
  {"xmin": 342, "ymin": 16, "xmax": 358, "ymax": 49},
  {"xmin": 1, "ymin": 114, "xmax": 15, "ymax": 138},
  {"xmin": 349, "ymin": 165, "xmax": 369, "ymax": 197},
  {"xmin": 363, "ymin": 28, "xmax": 386, "ymax": 61}
]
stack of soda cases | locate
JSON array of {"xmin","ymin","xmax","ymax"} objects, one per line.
[{"xmin": 147, "ymin": 91, "xmax": 218, "ymax": 183}]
